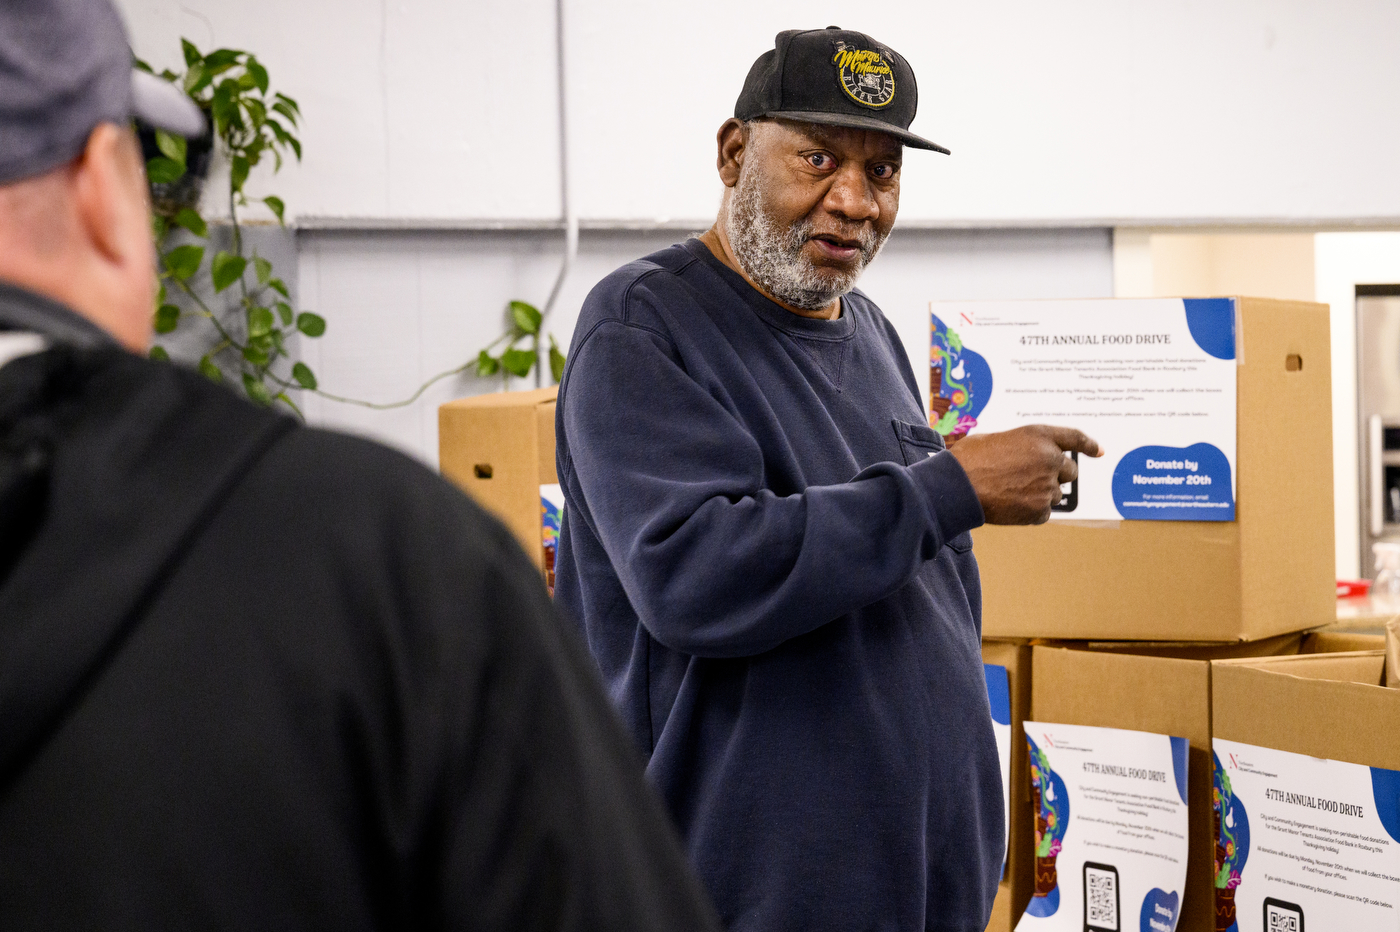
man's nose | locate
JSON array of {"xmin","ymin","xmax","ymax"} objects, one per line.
[{"xmin": 823, "ymin": 165, "xmax": 879, "ymax": 224}]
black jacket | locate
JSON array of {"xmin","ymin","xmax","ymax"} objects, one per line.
[{"xmin": 0, "ymin": 284, "xmax": 719, "ymax": 931}]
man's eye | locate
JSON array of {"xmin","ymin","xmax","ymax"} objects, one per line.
[
  {"xmin": 872, "ymin": 164, "xmax": 898, "ymax": 179},
  {"xmin": 808, "ymin": 153, "xmax": 832, "ymax": 169}
]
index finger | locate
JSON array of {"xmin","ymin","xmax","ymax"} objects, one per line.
[{"xmin": 1045, "ymin": 426, "xmax": 1103, "ymax": 457}]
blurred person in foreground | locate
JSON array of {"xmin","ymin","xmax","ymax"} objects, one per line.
[
  {"xmin": 554, "ymin": 27, "xmax": 1102, "ymax": 932},
  {"xmin": 0, "ymin": 2, "xmax": 720, "ymax": 930}
]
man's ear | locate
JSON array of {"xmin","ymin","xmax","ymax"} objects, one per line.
[
  {"xmin": 72, "ymin": 123, "xmax": 144, "ymax": 265},
  {"xmin": 716, "ymin": 118, "xmax": 748, "ymax": 188}
]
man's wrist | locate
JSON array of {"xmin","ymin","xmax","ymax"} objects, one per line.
[{"xmin": 911, "ymin": 450, "xmax": 985, "ymax": 542}]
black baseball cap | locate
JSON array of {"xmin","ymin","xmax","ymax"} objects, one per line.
[
  {"xmin": 0, "ymin": 0, "xmax": 205, "ymax": 186},
  {"xmin": 735, "ymin": 27, "xmax": 948, "ymax": 155}
]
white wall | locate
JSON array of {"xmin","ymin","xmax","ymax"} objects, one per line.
[
  {"xmin": 297, "ymin": 227, "xmax": 1113, "ymax": 466},
  {"xmin": 118, "ymin": 0, "xmax": 1400, "ymax": 226}
]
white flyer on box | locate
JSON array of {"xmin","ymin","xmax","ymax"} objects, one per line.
[
  {"xmin": 1016, "ymin": 722, "xmax": 1190, "ymax": 932},
  {"xmin": 929, "ymin": 298, "xmax": 1238, "ymax": 522},
  {"xmin": 985, "ymin": 663, "xmax": 1013, "ymax": 877},
  {"xmin": 1211, "ymin": 739, "xmax": 1400, "ymax": 932}
]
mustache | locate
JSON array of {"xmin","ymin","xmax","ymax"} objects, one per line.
[{"xmin": 791, "ymin": 218, "xmax": 879, "ymax": 262}]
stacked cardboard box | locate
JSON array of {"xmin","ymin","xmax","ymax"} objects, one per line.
[{"xmin": 978, "ymin": 297, "xmax": 1348, "ymax": 932}]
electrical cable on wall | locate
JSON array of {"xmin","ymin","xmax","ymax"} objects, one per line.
[{"xmin": 537, "ymin": 0, "xmax": 577, "ymax": 387}]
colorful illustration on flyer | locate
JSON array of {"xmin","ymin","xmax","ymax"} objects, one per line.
[
  {"xmin": 1025, "ymin": 734, "xmax": 1070, "ymax": 918},
  {"xmin": 1212, "ymin": 752, "xmax": 1250, "ymax": 932},
  {"xmin": 930, "ymin": 313, "xmax": 993, "ymax": 445},
  {"xmin": 541, "ymin": 493, "xmax": 563, "ymax": 598}
]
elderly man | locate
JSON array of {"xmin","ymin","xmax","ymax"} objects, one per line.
[
  {"xmin": 0, "ymin": 1, "xmax": 722, "ymax": 929},
  {"xmin": 555, "ymin": 27, "xmax": 1100, "ymax": 932}
]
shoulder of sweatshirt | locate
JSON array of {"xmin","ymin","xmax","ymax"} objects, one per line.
[{"xmin": 575, "ymin": 242, "xmax": 710, "ymax": 340}]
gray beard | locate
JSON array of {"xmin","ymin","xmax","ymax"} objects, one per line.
[{"xmin": 724, "ymin": 164, "xmax": 888, "ymax": 311}]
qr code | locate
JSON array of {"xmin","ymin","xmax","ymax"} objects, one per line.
[
  {"xmin": 1266, "ymin": 903, "xmax": 1301, "ymax": 931},
  {"xmin": 1085, "ymin": 866, "xmax": 1118, "ymax": 928}
]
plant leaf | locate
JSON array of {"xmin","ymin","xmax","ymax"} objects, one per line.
[
  {"xmin": 476, "ymin": 350, "xmax": 499, "ymax": 376},
  {"xmin": 148, "ymin": 344, "xmax": 170, "ymax": 361},
  {"xmin": 179, "ymin": 59, "xmax": 205, "ymax": 93},
  {"xmin": 271, "ymin": 100, "xmax": 299, "ymax": 126},
  {"xmin": 243, "ymin": 97, "xmax": 266, "ymax": 129},
  {"xmin": 242, "ymin": 343, "xmax": 269, "ymax": 366},
  {"xmin": 501, "ymin": 347, "xmax": 536, "ymax": 378},
  {"xmin": 273, "ymin": 91, "xmax": 301, "ymax": 119},
  {"xmin": 291, "ymin": 361, "xmax": 318, "ymax": 390},
  {"xmin": 243, "ymin": 136, "xmax": 265, "ymax": 167},
  {"xmin": 155, "ymin": 130, "xmax": 186, "ymax": 166},
  {"xmin": 198, "ymin": 353, "xmax": 222, "ymax": 382},
  {"xmin": 181, "ymin": 38, "xmax": 202, "ymax": 67},
  {"xmin": 211, "ymin": 80, "xmax": 238, "ymax": 133},
  {"xmin": 172, "ymin": 207, "xmax": 207, "ymax": 238},
  {"xmin": 154, "ymin": 303, "xmax": 181, "ymax": 334},
  {"xmin": 203, "ymin": 49, "xmax": 240, "ymax": 69},
  {"xmin": 296, "ymin": 312, "xmax": 326, "ymax": 337},
  {"xmin": 230, "ymin": 154, "xmax": 249, "ymax": 193},
  {"xmin": 549, "ymin": 335, "xmax": 566, "ymax": 383},
  {"xmin": 274, "ymin": 392, "xmax": 303, "ymax": 418},
  {"xmin": 145, "ymin": 156, "xmax": 185, "ymax": 184},
  {"xmin": 275, "ymin": 301, "xmax": 293, "ymax": 326},
  {"xmin": 247, "ymin": 304, "xmax": 274, "ymax": 338},
  {"xmin": 287, "ymin": 136, "xmax": 301, "ymax": 161},
  {"xmin": 187, "ymin": 63, "xmax": 215, "ymax": 95},
  {"xmin": 510, "ymin": 300, "xmax": 542, "ymax": 335},
  {"xmin": 247, "ymin": 57, "xmax": 269, "ymax": 94},
  {"xmin": 264, "ymin": 278, "xmax": 288, "ymax": 298},
  {"xmin": 156, "ymin": 282, "xmax": 166, "ymax": 306},
  {"xmin": 210, "ymin": 251, "xmax": 247, "ymax": 292},
  {"xmin": 252, "ymin": 255, "xmax": 272, "ymax": 285},
  {"xmin": 263, "ymin": 196, "xmax": 285, "ymax": 225},
  {"xmin": 151, "ymin": 214, "xmax": 168, "ymax": 241},
  {"xmin": 163, "ymin": 244, "xmax": 204, "ymax": 280},
  {"xmin": 242, "ymin": 372, "xmax": 272, "ymax": 405}
]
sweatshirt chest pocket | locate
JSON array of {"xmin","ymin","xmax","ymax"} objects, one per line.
[
  {"xmin": 891, "ymin": 419, "xmax": 973, "ymax": 554},
  {"xmin": 891, "ymin": 418, "xmax": 945, "ymax": 466}
]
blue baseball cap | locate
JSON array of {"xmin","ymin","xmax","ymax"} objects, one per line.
[{"xmin": 0, "ymin": 0, "xmax": 205, "ymax": 185}]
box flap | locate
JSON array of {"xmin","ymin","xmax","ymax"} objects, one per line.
[
  {"xmin": 1214, "ymin": 650, "xmax": 1385, "ymax": 685},
  {"xmin": 1041, "ymin": 630, "xmax": 1303, "ymax": 660},
  {"xmin": 1212, "ymin": 660, "xmax": 1400, "ymax": 770}
]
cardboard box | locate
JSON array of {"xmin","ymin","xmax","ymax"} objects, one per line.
[
  {"xmin": 1209, "ymin": 652, "xmax": 1397, "ymax": 930},
  {"xmin": 1212, "ymin": 651, "xmax": 1399, "ymax": 769},
  {"xmin": 982, "ymin": 639, "xmax": 1033, "ymax": 932},
  {"xmin": 1025, "ymin": 633, "xmax": 1314, "ymax": 932},
  {"xmin": 975, "ymin": 297, "xmax": 1334, "ymax": 642},
  {"xmin": 439, "ymin": 386, "xmax": 559, "ymax": 573}
]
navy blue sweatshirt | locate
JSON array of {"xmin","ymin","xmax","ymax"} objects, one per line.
[{"xmin": 555, "ymin": 239, "xmax": 1003, "ymax": 932}]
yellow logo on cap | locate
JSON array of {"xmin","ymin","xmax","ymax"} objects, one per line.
[{"xmin": 833, "ymin": 44, "xmax": 895, "ymax": 109}]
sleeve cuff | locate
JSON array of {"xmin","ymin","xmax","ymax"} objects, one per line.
[{"xmin": 911, "ymin": 449, "xmax": 985, "ymax": 544}]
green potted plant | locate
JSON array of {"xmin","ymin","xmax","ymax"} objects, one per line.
[
  {"xmin": 138, "ymin": 40, "xmax": 323, "ymax": 414},
  {"xmin": 139, "ymin": 39, "xmax": 565, "ymax": 416}
]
